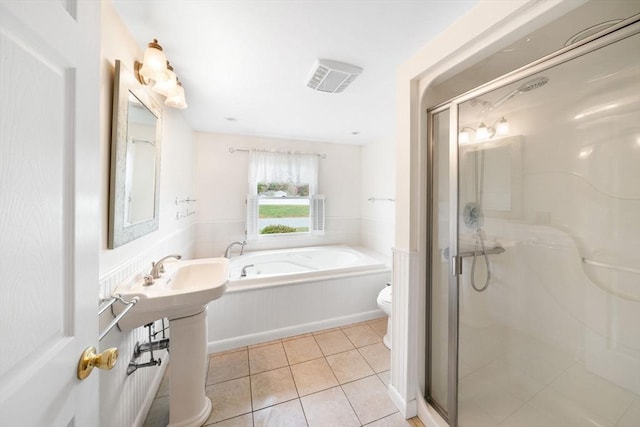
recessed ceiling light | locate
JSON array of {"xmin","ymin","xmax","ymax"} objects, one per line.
[
  {"xmin": 224, "ymin": 117, "xmax": 237, "ymax": 122},
  {"xmin": 352, "ymin": 131, "xmax": 360, "ymax": 135}
]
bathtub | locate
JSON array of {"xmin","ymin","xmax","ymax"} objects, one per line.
[
  {"xmin": 206, "ymin": 245, "xmax": 391, "ymax": 352},
  {"xmin": 227, "ymin": 245, "xmax": 389, "ymax": 288}
]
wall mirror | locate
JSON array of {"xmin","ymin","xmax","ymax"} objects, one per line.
[
  {"xmin": 108, "ymin": 59, "xmax": 162, "ymax": 248},
  {"xmin": 459, "ymin": 135, "xmax": 523, "ymax": 219}
]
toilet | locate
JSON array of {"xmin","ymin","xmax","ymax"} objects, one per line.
[{"xmin": 376, "ymin": 285, "xmax": 392, "ymax": 349}]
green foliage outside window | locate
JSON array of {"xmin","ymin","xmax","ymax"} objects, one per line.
[
  {"xmin": 256, "ymin": 181, "xmax": 311, "ymax": 235},
  {"xmin": 257, "ymin": 182, "xmax": 309, "ymax": 197},
  {"xmin": 259, "ymin": 205, "xmax": 309, "ymax": 218},
  {"xmin": 260, "ymin": 224, "xmax": 299, "ymax": 234}
]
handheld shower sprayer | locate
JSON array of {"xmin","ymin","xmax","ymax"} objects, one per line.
[{"xmin": 463, "ymin": 202, "xmax": 491, "ymax": 292}]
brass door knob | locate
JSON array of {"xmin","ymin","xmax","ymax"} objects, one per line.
[{"xmin": 77, "ymin": 346, "xmax": 119, "ymax": 380}]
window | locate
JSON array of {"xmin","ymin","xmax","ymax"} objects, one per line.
[{"xmin": 246, "ymin": 150, "xmax": 324, "ymax": 238}]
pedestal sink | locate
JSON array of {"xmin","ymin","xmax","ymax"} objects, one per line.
[{"xmin": 112, "ymin": 257, "xmax": 229, "ymax": 427}]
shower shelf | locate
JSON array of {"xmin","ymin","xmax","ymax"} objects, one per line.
[{"xmin": 582, "ymin": 258, "xmax": 640, "ymax": 275}]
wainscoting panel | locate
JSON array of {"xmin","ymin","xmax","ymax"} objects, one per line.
[
  {"xmin": 98, "ymin": 228, "xmax": 193, "ymax": 427},
  {"xmin": 389, "ymin": 247, "xmax": 419, "ymax": 418}
]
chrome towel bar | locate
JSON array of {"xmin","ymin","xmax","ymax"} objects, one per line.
[
  {"xmin": 457, "ymin": 246, "xmax": 506, "ymax": 258},
  {"xmin": 99, "ymin": 294, "xmax": 139, "ymax": 342},
  {"xmin": 444, "ymin": 246, "xmax": 505, "ymax": 259},
  {"xmin": 98, "ymin": 296, "xmax": 118, "ymax": 316}
]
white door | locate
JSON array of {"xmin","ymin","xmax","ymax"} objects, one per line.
[{"xmin": 0, "ymin": 1, "xmax": 100, "ymax": 426}]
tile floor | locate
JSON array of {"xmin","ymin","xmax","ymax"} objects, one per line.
[{"xmin": 143, "ymin": 317, "xmax": 424, "ymax": 427}]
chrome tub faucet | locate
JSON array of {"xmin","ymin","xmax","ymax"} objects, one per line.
[
  {"xmin": 240, "ymin": 264, "xmax": 254, "ymax": 277},
  {"xmin": 224, "ymin": 241, "xmax": 246, "ymax": 258}
]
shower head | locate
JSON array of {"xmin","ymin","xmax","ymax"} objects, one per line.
[
  {"xmin": 481, "ymin": 76, "xmax": 550, "ymax": 115},
  {"xmin": 517, "ymin": 76, "xmax": 549, "ymax": 92}
]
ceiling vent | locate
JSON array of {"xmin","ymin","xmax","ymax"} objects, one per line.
[{"xmin": 306, "ymin": 59, "xmax": 362, "ymax": 93}]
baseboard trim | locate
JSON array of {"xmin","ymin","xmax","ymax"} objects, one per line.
[
  {"xmin": 388, "ymin": 384, "xmax": 418, "ymax": 419},
  {"xmin": 207, "ymin": 310, "xmax": 384, "ymax": 353}
]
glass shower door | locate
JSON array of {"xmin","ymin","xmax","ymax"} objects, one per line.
[
  {"xmin": 427, "ymin": 109, "xmax": 452, "ymax": 418},
  {"xmin": 455, "ymin": 30, "xmax": 640, "ymax": 427}
]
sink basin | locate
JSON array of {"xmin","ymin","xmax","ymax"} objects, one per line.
[{"xmin": 112, "ymin": 257, "xmax": 229, "ymax": 331}]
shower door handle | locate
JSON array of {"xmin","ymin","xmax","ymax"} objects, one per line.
[{"xmin": 451, "ymin": 256, "xmax": 463, "ymax": 276}]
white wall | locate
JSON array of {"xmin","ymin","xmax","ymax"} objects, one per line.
[
  {"xmin": 98, "ymin": 2, "xmax": 196, "ymax": 426},
  {"xmin": 361, "ymin": 138, "xmax": 396, "ymax": 263},
  {"xmin": 193, "ymin": 132, "xmax": 363, "ymax": 257}
]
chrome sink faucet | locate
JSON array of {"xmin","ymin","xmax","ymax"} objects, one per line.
[
  {"xmin": 144, "ymin": 254, "xmax": 182, "ymax": 286},
  {"xmin": 224, "ymin": 241, "xmax": 246, "ymax": 258}
]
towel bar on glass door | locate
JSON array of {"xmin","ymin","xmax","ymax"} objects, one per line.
[
  {"xmin": 458, "ymin": 246, "xmax": 506, "ymax": 258},
  {"xmin": 444, "ymin": 246, "xmax": 506, "ymax": 259}
]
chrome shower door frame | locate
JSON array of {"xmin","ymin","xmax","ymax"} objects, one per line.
[{"xmin": 425, "ymin": 14, "xmax": 640, "ymax": 427}]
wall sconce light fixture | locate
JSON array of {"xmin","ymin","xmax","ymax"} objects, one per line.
[
  {"xmin": 135, "ymin": 39, "xmax": 169, "ymax": 84},
  {"xmin": 459, "ymin": 117, "xmax": 509, "ymax": 144},
  {"xmin": 134, "ymin": 39, "xmax": 188, "ymax": 110},
  {"xmin": 151, "ymin": 62, "xmax": 177, "ymax": 96},
  {"xmin": 165, "ymin": 81, "xmax": 187, "ymax": 109}
]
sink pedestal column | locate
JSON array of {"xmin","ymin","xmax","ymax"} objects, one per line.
[{"xmin": 167, "ymin": 308, "xmax": 211, "ymax": 427}]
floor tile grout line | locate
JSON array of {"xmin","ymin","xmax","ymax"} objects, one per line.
[
  {"xmin": 246, "ymin": 349, "xmax": 255, "ymax": 415},
  {"xmin": 288, "ymin": 341, "xmax": 340, "ymax": 398},
  {"xmin": 337, "ymin": 372, "xmax": 381, "ymax": 388},
  {"xmin": 290, "ymin": 354, "xmax": 326, "ymax": 367},
  {"xmin": 362, "ymin": 411, "xmax": 402, "ymax": 426},
  {"xmin": 297, "ymin": 396, "xmax": 311, "ymax": 427},
  {"xmin": 315, "ymin": 329, "xmax": 356, "ymax": 357},
  {"xmin": 338, "ymin": 381, "xmax": 365, "ymax": 426}
]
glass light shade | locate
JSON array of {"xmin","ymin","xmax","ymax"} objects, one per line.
[
  {"xmin": 476, "ymin": 123, "xmax": 489, "ymax": 140},
  {"xmin": 165, "ymin": 83, "xmax": 187, "ymax": 109},
  {"xmin": 496, "ymin": 117, "xmax": 509, "ymax": 135},
  {"xmin": 459, "ymin": 130, "xmax": 470, "ymax": 144},
  {"xmin": 152, "ymin": 67, "xmax": 177, "ymax": 96},
  {"xmin": 138, "ymin": 40, "xmax": 170, "ymax": 83}
]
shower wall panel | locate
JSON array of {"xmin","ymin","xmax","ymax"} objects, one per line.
[{"xmin": 453, "ymin": 27, "xmax": 640, "ymax": 427}]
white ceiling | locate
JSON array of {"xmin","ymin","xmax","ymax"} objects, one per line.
[{"xmin": 112, "ymin": 0, "xmax": 478, "ymax": 145}]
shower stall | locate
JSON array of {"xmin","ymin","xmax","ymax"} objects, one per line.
[{"xmin": 426, "ymin": 5, "xmax": 640, "ymax": 427}]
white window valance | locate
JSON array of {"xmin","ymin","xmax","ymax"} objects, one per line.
[{"xmin": 248, "ymin": 149, "xmax": 319, "ymax": 195}]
